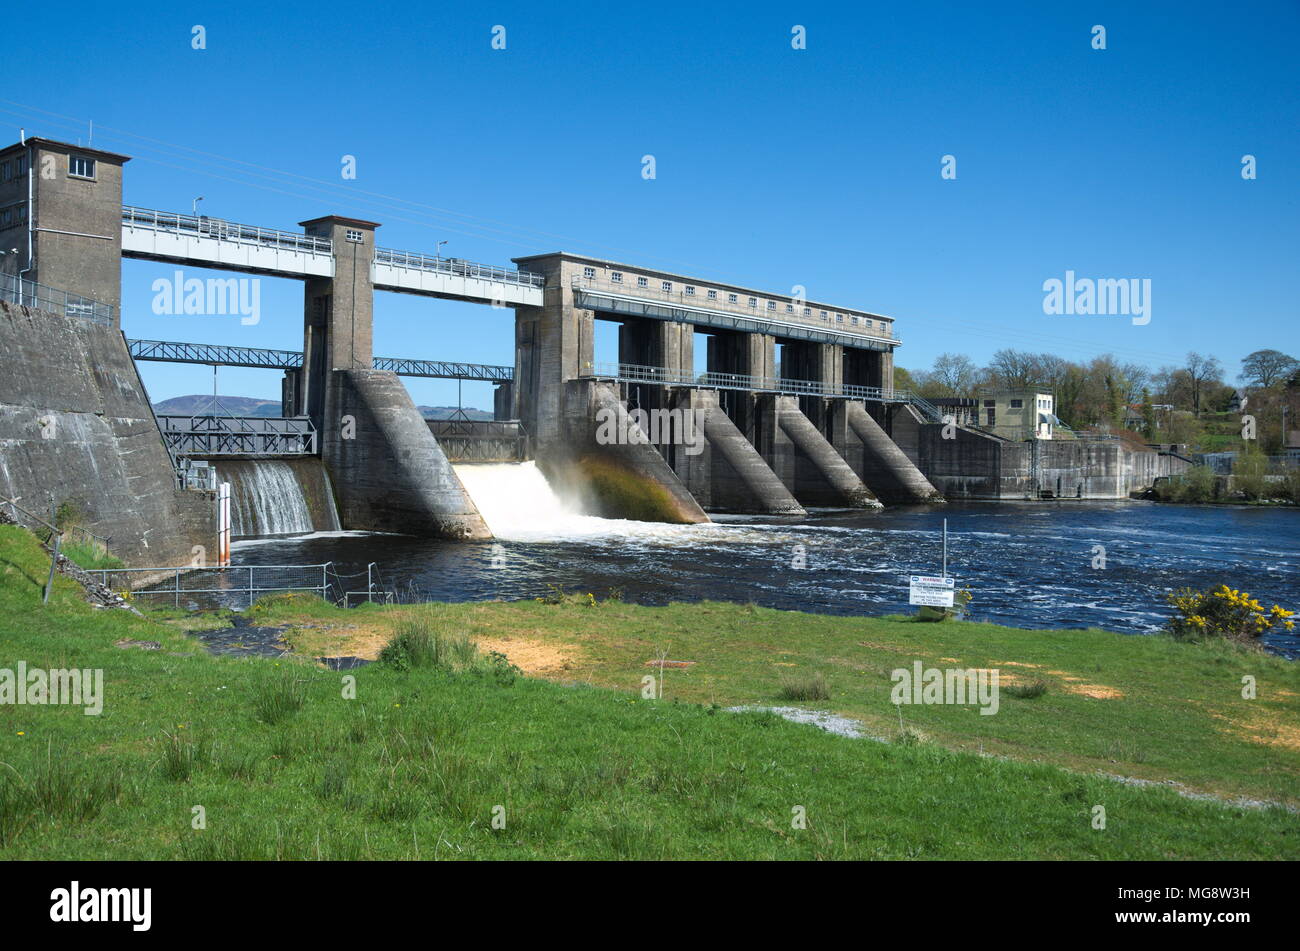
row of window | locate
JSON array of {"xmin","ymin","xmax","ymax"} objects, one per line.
[
  {"xmin": 0, "ymin": 153, "xmax": 96, "ymax": 182},
  {"xmin": 579, "ymin": 265, "xmax": 889, "ymax": 333},
  {"xmin": 0, "ymin": 202, "xmax": 28, "ymax": 228},
  {"xmin": 0, "ymin": 155, "xmax": 29, "ymax": 182}
]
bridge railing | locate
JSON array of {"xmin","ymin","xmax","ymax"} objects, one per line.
[
  {"xmin": 589, "ymin": 362, "xmax": 908, "ymax": 402},
  {"xmin": 0, "ymin": 272, "xmax": 114, "ymax": 325},
  {"xmin": 374, "ymin": 247, "xmax": 545, "ymax": 288},
  {"xmin": 371, "ymin": 355, "xmax": 513, "ymax": 381},
  {"xmin": 122, "ymin": 205, "xmax": 333, "ymax": 256}
]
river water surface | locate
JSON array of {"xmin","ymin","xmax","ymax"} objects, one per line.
[{"xmin": 229, "ymin": 463, "xmax": 1300, "ymax": 658}]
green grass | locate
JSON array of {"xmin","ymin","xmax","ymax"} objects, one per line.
[
  {"xmin": 60, "ymin": 537, "xmax": 123, "ymax": 571},
  {"xmin": 1, "ymin": 524, "xmax": 1298, "ymax": 859}
]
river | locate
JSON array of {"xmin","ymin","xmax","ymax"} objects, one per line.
[{"xmin": 228, "ymin": 463, "xmax": 1300, "ymax": 658}]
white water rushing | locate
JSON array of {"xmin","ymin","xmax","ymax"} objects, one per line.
[{"xmin": 452, "ymin": 461, "xmax": 780, "ymax": 545}]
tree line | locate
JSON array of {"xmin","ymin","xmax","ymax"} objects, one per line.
[{"xmin": 897, "ymin": 348, "xmax": 1298, "ymax": 450}]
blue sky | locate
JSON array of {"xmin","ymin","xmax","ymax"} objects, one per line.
[{"xmin": 5, "ymin": 0, "xmax": 1297, "ymax": 408}]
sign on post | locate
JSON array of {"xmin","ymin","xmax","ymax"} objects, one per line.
[{"xmin": 909, "ymin": 575, "xmax": 955, "ymax": 607}]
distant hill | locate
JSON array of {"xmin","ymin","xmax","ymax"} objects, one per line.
[
  {"xmin": 151, "ymin": 395, "xmax": 492, "ymax": 421},
  {"xmin": 152, "ymin": 395, "xmax": 282, "ymax": 416}
]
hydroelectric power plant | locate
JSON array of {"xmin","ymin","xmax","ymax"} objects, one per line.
[{"xmin": 0, "ymin": 135, "xmax": 1189, "ymax": 569}]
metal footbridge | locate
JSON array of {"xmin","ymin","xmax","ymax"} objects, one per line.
[{"xmin": 127, "ymin": 338, "xmax": 514, "ymax": 383}]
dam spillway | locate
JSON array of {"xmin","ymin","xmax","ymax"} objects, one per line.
[{"xmin": 215, "ymin": 459, "xmax": 340, "ymax": 537}]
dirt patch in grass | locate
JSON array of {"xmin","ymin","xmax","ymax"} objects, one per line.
[
  {"xmin": 1214, "ymin": 710, "xmax": 1300, "ymax": 752},
  {"xmin": 1046, "ymin": 670, "xmax": 1125, "ymax": 700},
  {"xmin": 476, "ymin": 636, "xmax": 581, "ymax": 675}
]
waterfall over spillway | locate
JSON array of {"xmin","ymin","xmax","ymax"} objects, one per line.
[
  {"xmin": 216, "ymin": 460, "xmax": 341, "ymax": 537},
  {"xmin": 453, "ymin": 461, "xmax": 715, "ymax": 543}
]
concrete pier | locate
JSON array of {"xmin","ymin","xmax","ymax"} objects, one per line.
[
  {"xmin": 840, "ymin": 401, "xmax": 942, "ymax": 503},
  {"xmin": 544, "ymin": 379, "xmax": 707, "ymax": 523},
  {"xmin": 323, "ymin": 369, "xmax": 490, "ymax": 538},
  {"xmin": 672, "ymin": 390, "xmax": 805, "ymax": 515},
  {"xmin": 768, "ymin": 395, "xmax": 879, "ymax": 508}
]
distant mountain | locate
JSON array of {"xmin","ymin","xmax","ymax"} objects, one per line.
[
  {"xmin": 152, "ymin": 395, "xmax": 283, "ymax": 416},
  {"xmin": 419, "ymin": 405, "xmax": 493, "ymax": 421},
  {"xmin": 152, "ymin": 395, "xmax": 492, "ymax": 421}
]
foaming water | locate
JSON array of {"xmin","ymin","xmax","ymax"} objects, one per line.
[{"xmin": 452, "ymin": 461, "xmax": 783, "ymax": 546}]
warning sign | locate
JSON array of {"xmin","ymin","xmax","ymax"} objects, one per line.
[{"xmin": 909, "ymin": 575, "xmax": 955, "ymax": 607}]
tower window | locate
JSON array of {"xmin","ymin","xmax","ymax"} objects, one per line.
[{"xmin": 68, "ymin": 154, "xmax": 96, "ymax": 179}]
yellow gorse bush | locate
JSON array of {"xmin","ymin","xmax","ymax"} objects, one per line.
[{"xmin": 1164, "ymin": 584, "xmax": 1296, "ymax": 644}]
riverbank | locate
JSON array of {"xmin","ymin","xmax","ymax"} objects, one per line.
[{"xmin": 2, "ymin": 525, "xmax": 1297, "ymax": 859}]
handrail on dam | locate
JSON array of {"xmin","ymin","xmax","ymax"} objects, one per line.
[
  {"xmin": 1, "ymin": 272, "xmax": 114, "ymax": 325},
  {"xmin": 122, "ymin": 205, "xmax": 334, "ymax": 256},
  {"xmin": 126, "ymin": 339, "xmax": 514, "ymax": 382},
  {"xmin": 588, "ymin": 362, "xmax": 915, "ymax": 403},
  {"xmin": 374, "ymin": 247, "xmax": 545, "ymax": 288}
]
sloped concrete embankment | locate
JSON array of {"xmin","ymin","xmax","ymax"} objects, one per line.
[
  {"xmin": 670, "ymin": 389, "xmax": 805, "ymax": 516},
  {"xmin": 0, "ymin": 300, "xmax": 211, "ymax": 567},
  {"xmin": 539, "ymin": 379, "xmax": 708, "ymax": 524},
  {"xmin": 322, "ymin": 369, "xmax": 491, "ymax": 539}
]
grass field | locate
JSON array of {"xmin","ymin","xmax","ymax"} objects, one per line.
[{"xmin": 1, "ymin": 524, "xmax": 1297, "ymax": 859}]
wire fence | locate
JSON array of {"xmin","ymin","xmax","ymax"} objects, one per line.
[
  {"xmin": 0, "ymin": 271, "xmax": 114, "ymax": 324},
  {"xmin": 88, "ymin": 563, "xmax": 332, "ymax": 611}
]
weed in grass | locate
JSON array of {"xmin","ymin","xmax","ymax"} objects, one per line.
[
  {"xmin": 1005, "ymin": 679, "xmax": 1048, "ymax": 699},
  {"xmin": 221, "ymin": 748, "xmax": 261, "ymax": 782},
  {"xmin": 379, "ymin": 617, "xmax": 479, "ymax": 672},
  {"xmin": 778, "ymin": 671, "xmax": 830, "ymax": 702},
  {"xmin": 0, "ymin": 753, "xmax": 122, "ymax": 846},
  {"xmin": 159, "ymin": 730, "xmax": 212, "ymax": 782},
  {"xmin": 254, "ymin": 673, "xmax": 307, "ymax": 724},
  {"xmin": 894, "ymin": 725, "xmax": 931, "ymax": 746}
]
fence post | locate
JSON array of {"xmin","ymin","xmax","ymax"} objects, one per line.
[
  {"xmin": 43, "ymin": 531, "xmax": 62, "ymax": 605},
  {"xmin": 175, "ymin": 569, "xmax": 180, "ymax": 609},
  {"xmin": 249, "ymin": 566, "xmax": 254, "ymax": 609}
]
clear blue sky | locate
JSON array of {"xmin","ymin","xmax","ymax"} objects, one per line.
[{"xmin": 6, "ymin": 0, "xmax": 1297, "ymax": 408}]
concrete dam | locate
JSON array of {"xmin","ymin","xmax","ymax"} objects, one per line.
[{"xmin": 0, "ymin": 135, "xmax": 1182, "ymax": 565}]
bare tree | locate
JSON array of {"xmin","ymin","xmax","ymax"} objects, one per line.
[
  {"xmin": 928, "ymin": 352, "xmax": 980, "ymax": 396},
  {"xmin": 985, "ymin": 349, "xmax": 1041, "ymax": 388},
  {"xmin": 1184, "ymin": 352, "xmax": 1224, "ymax": 417}
]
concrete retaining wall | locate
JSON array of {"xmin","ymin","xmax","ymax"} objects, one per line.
[
  {"xmin": 916, "ymin": 421, "xmax": 1193, "ymax": 499},
  {"xmin": 0, "ymin": 300, "xmax": 211, "ymax": 566}
]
